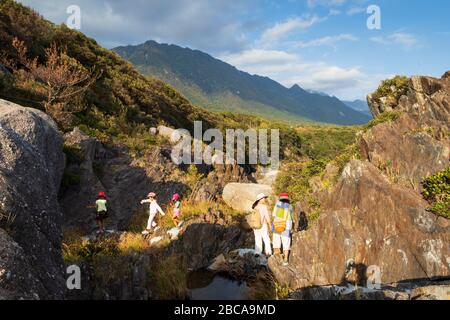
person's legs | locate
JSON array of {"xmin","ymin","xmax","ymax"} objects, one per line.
[
  {"xmin": 146, "ymin": 212, "xmax": 156, "ymax": 230},
  {"xmin": 281, "ymin": 232, "xmax": 291, "ymax": 264},
  {"xmin": 254, "ymin": 228, "xmax": 263, "ymax": 255},
  {"xmin": 261, "ymin": 225, "xmax": 272, "ymax": 256},
  {"xmin": 272, "ymin": 233, "xmax": 282, "ymax": 256}
]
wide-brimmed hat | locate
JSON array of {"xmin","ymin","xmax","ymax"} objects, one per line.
[
  {"xmin": 148, "ymin": 192, "xmax": 157, "ymax": 198},
  {"xmin": 279, "ymin": 192, "xmax": 290, "ymax": 201},
  {"xmin": 252, "ymin": 193, "xmax": 268, "ymax": 209}
]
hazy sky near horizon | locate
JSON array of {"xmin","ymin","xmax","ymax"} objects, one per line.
[{"xmin": 18, "ymin": 0, "xmax": 450, "ymax": 100}]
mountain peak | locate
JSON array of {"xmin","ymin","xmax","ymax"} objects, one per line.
[{"xmin": 113, "ymin": 40, "xmax": 372, "ymax": 125}]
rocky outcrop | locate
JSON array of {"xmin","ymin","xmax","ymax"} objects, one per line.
[
  {"xmin": 270, "ymin": 160, "xmax": 449, "ymax": 289},
  {"xmin": 0, "ymin": 99, "xmax": 65, "ymax": 299},
  {"xmin": 222, "ymin": 183, "xmax": 273, "ymax": 212},
  {"xmin": 175, "ymin": 210, "xmax": 251, "ymax": 270},
  {"xmin": 290, "ymin": 280, "xmax": 450, "ymax": 300},
  {"xmin": 270, "ymin": 73, "xmax": 450, "ymax": 293},
  {"xmin": 367, "ymin": 73, "xmax": 450, "ymax": 122},
  {"xmin": 362, "ymin": 73, "xmax": 450, "ymax": 190}
]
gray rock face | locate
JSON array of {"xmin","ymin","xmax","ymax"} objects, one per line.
[{"xmin": 0, "ymin": 99, "xmax": 65, "ymax": 299}]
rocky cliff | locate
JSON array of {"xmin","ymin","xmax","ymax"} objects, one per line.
[
  {"xmin": 0, "ymin": 99, "xmax": 65, "ymax": 299},
  {"xmin": 269, "ymin": 73, "xmax": 450, "ymax": 292}
]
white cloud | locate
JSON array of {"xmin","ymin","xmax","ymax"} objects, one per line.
[
  {"xmin": 370, "ymin": 32, "xmax": 419, "ymax": 49},
  {"xmin": 346, "ymin": 6, "xmax": 366, "ymax": 15},
  {"xmin": 220, "ymin": 49, "xmax": 297, "ymax": 67},
  {"xmin": 307, "ymin": 0, "xmax": 347, "ymax": 7},
  {"xmin": 17, "ymin": 0, "xmax": 257, "ymax": 52},
  {"xmin": 293, "ymin": 33, "xmax": 358, "ymax": 48},
  {"xmin": 220, "ymin": 48, "xmax": 386, "ymax": 100},
  {"xmin": 259, "ymin": 15, "xmax": 327, "ymax": 46},
  {"xmin": 329, "ymin": 9, "xmax": 342, "ymax": 16}
]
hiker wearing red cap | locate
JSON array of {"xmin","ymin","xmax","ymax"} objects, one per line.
[
  {"xmin": 140, "ymin": 192, "xmax": 165, "ymax": 235},
  {"xmin": 171, "ymin": 193, "xmax": 182, "ymax": 226},
  {"xmin": 95, "ymin": 191, "xmax": 108, "ymax": 233},
  {"xmin": 272, "ymin": 192, "xmax": 294, "ymax": 266}
]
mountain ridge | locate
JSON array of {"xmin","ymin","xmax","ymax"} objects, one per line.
[{"xmin": 113, "ymin": 40, "xmax": 372, "ymax": 125}]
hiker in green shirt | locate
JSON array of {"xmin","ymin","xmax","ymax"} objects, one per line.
[{"xmin": 94, "ymin": 191, "xmax": 108, "ymax": 234}]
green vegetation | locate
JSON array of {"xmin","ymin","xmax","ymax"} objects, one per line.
[
  {"xmin": 62, "ymin": 228, "xmax": 188, "ymax": 299},
  {"xmin": 296, "ymin": 125, "xmax": 361, "ymax": 160},
  {"xmin": 274, "ymin": 124, "xmax": 362, "ymax": 221},
  {"xmin": 274, "ymin": 159, "xmax": 328, "ymax": 204},
  {"xmin": 332, "ymin": 143, "xmax": 361, "ymax": 174},
  {"xmin": 146, "ymin": 254, "xmax": 188, "ymax": 299},
  {"xmin": 0, "ymin": 0, "xmax": 308, "ymax": 165},
  {"xmin": 364, "ymin": 110, "xmax": 403, "ymax": 131},
  {"xmin": 422, "ymin": 167, "xmax": 450, "ymax": 218},
  {"xmin": 0, "ymin": 0, "xmax": 233, "ymax": 141},
  {"xmin": 371, "ymin": 75, "xmax": 409, "ymax": 101}
]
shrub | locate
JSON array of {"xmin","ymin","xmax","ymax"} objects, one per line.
[
  {"xmin": 62, "ymin": 231, "xmax": 119, "ymax": 263},
  {"xmin": 274, "ymin": 158, "xmax": 327, "ymax": 204},
  {"xmin": 185, "ymin": 164, "xmax": 205, "ymax": 189},
  {"xmin": 332, "ymin": 143, "xmax": 361, "ymax": 174},
  {"xmin": 372, "ymin": 75, "xmax": 409, "ymax": 101},
  {"xmin": 422, "ymin": 167, "xmax": 450, "ymax": 218},
  {"xmin": 364, "ymin": 110, "xmax": 402, "ymax": 131}
]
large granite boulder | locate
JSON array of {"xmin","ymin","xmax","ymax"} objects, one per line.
[
  {"xmin": 222, "ymin": 183, "xmax": 273, "ymax": 212},
  {"xmin": 0, "ymin": 99, "xmax": 65, "ymax": 299}
]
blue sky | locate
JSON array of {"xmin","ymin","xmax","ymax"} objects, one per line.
[{"xmin": 18, "ymin": 0, "xmax": 450, "ymax": 100}]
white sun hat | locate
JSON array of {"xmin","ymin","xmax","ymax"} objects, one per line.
[{"xmin": 252, "ymin": 193, "xmax": 268, "ymax": 209}]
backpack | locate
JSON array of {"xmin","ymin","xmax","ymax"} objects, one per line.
[
  {"xmin": 273, "ymin": 203, "xmax": 288, "ymax": 233},
  {"xmin": 245, "ymin": 209, "xmax": 262, "ymax": 230}
]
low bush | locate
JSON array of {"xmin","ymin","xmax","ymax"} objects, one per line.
[
  {"xmin": 371, "ymin": 75, "xmax": 409, "ymax": 101},
  {"xmin": 422, "ymin": 167, "xmax": 450, "ymax": 218}
]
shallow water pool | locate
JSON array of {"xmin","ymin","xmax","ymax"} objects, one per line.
[{"xmin": 187, "ymin": 269, "xmax": 248, "ymax": 300}]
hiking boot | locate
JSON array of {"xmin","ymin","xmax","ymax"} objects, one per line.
[{"xmin": 141, "ymin": 229, "xmax": 151, "ymax": 235}]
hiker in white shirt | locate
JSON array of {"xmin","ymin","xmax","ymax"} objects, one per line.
[
  {"xmin": 140, "ymin": 192, "xmax": 165, "ymax": 235},
  {"xmin": 252, "ymin": 193, "xmax": 272, "ymax": 257}
]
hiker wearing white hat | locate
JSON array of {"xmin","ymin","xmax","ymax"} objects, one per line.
[
  {"xmin": 140, "ymin": 192, "xmax": 165, "ymax": 235},
  {"xmin": 251, "ymin": 193, "xmax": 272, "ymax": 257}
]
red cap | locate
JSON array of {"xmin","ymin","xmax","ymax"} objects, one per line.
[
  {"xmin": 279, "ymin": 193, "xmax": 289, "ymax": 200},
  {"xmin": 98, "ymin": 191, "xmax": 106, "ymax": 197}
]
